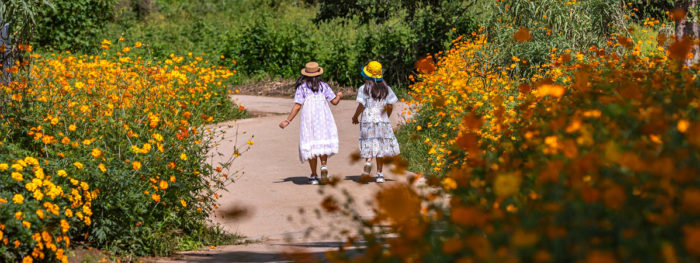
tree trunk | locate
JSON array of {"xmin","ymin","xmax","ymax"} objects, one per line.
[{"xmin": 675, "ymin": 0, "xmax": 700, "ymax": 65}]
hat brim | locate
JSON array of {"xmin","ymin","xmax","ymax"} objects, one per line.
[
  {"xmin": 301, "ymin": 67, "xmax": 324, "ymax": 77},
  {"xmin": 361, "ymin": 66, "xmax": 383, "ymax": 81}
]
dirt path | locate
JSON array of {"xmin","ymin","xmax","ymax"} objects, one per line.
[{"xmin": 157, "ymin": 95, "xmax": 411, "ymax": 262}]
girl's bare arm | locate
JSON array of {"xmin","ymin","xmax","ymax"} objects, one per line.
[
  {"xmin": 385, "ymin": 104, "xmax": 393, "ymax": 118},
  {"xmin": 330, "ymin": 92, "xmax": 343, "ymax": 105},
  {"xmin": 279, "ymin": 103, "xmax": 302, "ymax": 129},
  {"xmin": 352, "ymin": 103, "xmax": 365, "ymax": 124}
]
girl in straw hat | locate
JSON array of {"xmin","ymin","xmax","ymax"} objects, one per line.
[
  {"xmin": 280, "ymin": 62, "xmax": 343, "ymax": 185},
  {"xmin": 351, "ymin": 61, "xmax": 401, "ymax": 183}
]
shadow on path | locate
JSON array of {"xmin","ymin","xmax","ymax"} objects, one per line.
[
  {"xmin": 344, "ymin": 175, "xmax": 395, "ymax": 184},
  {"xmin": 274, "ymin": 177, "xmax": 309, "ymax": 185},
  {"xmin": 174, "ymin": 242, "xmax": 363, "ymax": 263}
]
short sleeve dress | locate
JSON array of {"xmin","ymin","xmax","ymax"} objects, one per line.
[
  {"xmin": 356, "ymin": 84, "xmax": 401, "ymax": 158},
  {"xmin": 294, "ymin": 82, "xmax": 339, "ymax": 162}
]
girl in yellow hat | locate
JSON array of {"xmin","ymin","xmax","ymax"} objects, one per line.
[
  {"xmin": 280, "ymin": 62, "xmax": 343, "ymax": 185},
  {"xmin": 351, "ymin": 61, "xmax": 401, "ymax": 183}
]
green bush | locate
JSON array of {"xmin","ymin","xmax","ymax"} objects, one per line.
[
  {"xmin": 96, "ymin": 0, "xmax": 477, "ymax": 87},
  {"xmin": 34, "ymin": 0, "xmax": 115, "ymax": 52},
  {"xmin": 1, "ymin": 43, "xmax": 248, "ymax": 259},
  {"xmin": 483, "ymin": 0, "xmax": 626, "ymax": 77}
]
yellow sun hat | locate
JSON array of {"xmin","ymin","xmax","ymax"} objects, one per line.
[{"xmin": 361, "ymin": 61, "xmax": 384, "ymax": 81}]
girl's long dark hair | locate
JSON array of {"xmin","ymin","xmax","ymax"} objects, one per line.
[
  {"xmin": 296, "ymin": 75, "xmax": 323, "ymax": 92},
  {"xmin": 364, "ymin": 79, "xmax": 389, "ymax": 100}
]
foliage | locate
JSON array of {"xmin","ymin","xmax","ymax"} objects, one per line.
[
  {"xmin": 34, "ymin": 0, "xmax": 115, "ymax": 52},
  {"xmin": 316, "ymin": 0, "xmax": 478, "ymax": 86},
  {"xmin": 0, "ymin": 0, "xmax": 52, "ymax": 83},
  {"xmin": 0, "ymin": 40, "xmax": 249, "ymax": 260},
  {"xmin": 97, "ymin": 0, "xmax": 477, "ymax": 88},
  {"xmin": 482, "ymin": 0, "xmax": 627, "ymax": 78},
  {"xmin": 330, "ymin": 25, "xmax": 700, "ymax": 261}
]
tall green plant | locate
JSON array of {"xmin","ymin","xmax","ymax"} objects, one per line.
[
  {"xmin": 34, "ymin": 0, "xmax": 115, "ymax": 52},
  {"xmin": 484, "ymin": 0, "xmax": 628, "ymax": 77}
]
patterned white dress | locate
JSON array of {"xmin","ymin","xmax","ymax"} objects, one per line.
[
  {"xmin": 356, "ymin": 84, "xmax": 401, "ymax": 158},
  {"xmin": 295, "ymin": 82, "xmax": 339, "ymax": 162}
]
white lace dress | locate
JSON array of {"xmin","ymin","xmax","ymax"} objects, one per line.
[
  {"xmin": 295, "ymin": 82, "xmax": 339, "ymax": 162},
  {"xmin": 356, "ymin": 85, "xmax": 401, "ymax": 158}
]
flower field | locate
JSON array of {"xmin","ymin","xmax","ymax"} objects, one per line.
[
  {"xmin": 0, "ymin": 40, "xmax": 247, "ymax": 261},
  {"xmin": 332, "ymin": 29, "xmax": 700, "ymax": 262}
]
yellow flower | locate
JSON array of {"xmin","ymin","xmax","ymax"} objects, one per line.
[
  {"xmin": 57, "ymin": 170, "xmax": 67, "ymax": 177},
  {"xmin": 98, "ymin": 163, "xmax": 106, "ymax": 173},
  {"xmin": 68, "ymin": 124, "xmax": 77, "ymax": 131},
  {"xmin": 678, "ymin": 120, "xmax": 690, "ymax": 133},
  {"xmin": 73, "ymin": 162, "xmax": 84, "ymax": 169},
  {"xmin": 34, "ymin": 168, "xmax": 44, "ymax": 179},
  {"xmin": 15, "ymin": 211, "xmax": 23, "ymax": 220},
  {"xmin": 536, "ymin": 84, "xmax": 565, "ymax": 97},
  {"xmin": 91, "ymin": 148, "xmax": 102, "ymax": 158},
  {"xmin": 134, "ymin": 41, "xmax": 142, "ymax": 48},
  {"xmin": 494, "ymin": 173, "xmax": 521, "ymax": 197},
  {"xmin": 60, "ymin": 220, "xmax": 70, "ymax": 236},
  {"xmin": 11, "ymin": 163, "xmax": 23, "ymax": 171},
  {"xmin": 65, "ymin": 209, "xmax": 73, "ymax": 218},
  {"xmin": 80, "ymin": 182, "xmax": 89, "ymax": 191},
  {"xmin": 23, "ymin": 157, "xmax": 38, "ymax": 166},
  {"xmin": 132, "ymin": 161, "xmax": 142, "ymax": 171},
  {"xmin": 36, "ymin": 209, "xmax": 45, "ymax": 220},
  {"xmin": 170, "ymin": 175, "xmax": 176, "ymax": 182},
  {"xmin": 151, "ymin": 194, "xmax": 161, "ymax": 202},
  {"xmin": 25, "ymin": 182, "xmax": 37, "ymax": 192},
  {"xmin": 153, "ymin": 133, "xmax": 163, "ymax": 142},
  {"xmin": 33, "ymin": 190, "xmax": 44, "ymax": 201},
  {"xmin": 443, "ymin": 177, "xmax": 457, "ymax": 190},
  {"xmin": 180, "ymin": 199, "xmax": 187, "ymax": 207},
  {"xmin": 0, "ymin": 163, "xmax": 8, "ymax": 171},
  {"xmin": 12, "ymin": 194, "xmax": 24, "ymax": 204},
  {"xmin": 159, "ymin": 180, "xmax": 169, "ymax": 190},
  {"xmin": 11, "ymin": 172, "xmax": 23, "ymax": 182},
  {"xmin": 22, "ymin": 256, "xmax": 32, "ymax": 263},
  {"xmin": 82, "ymin": 139, "xmax": 92, "ymax": 145},
  {"xmin": 247, "ymin": 140, "xmax": 254, "ymax": 146},
  {"xmin": 180, "ymin": 153, "xmax": 188, "ymax": 161},
  {"xmin": 417, "ymin": 125, "xmax": 423, "ymax": 131}
]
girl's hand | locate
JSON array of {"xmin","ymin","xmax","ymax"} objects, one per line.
[
  {"xmin": 352, "ymin": 116, "xmax": 359, "ymax": 124},
  {"xmin": 279, "ymin": 120, "xmax": 290, "ymax": 129},
  {"xmin": 336, "ymin": 92, "xmax": 343, "ymax": 99}
]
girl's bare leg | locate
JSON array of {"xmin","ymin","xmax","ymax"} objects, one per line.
[
  {"xmin": 320, "ymin": 155, "xmax": 328, "ymax": 165},
  {"xmin": 308, "ymin": 157, "xmax": 318, "ymax": 175},
  {"xmin": 376, "ymin": 157, "xmax": 384, "ymax": 173}
]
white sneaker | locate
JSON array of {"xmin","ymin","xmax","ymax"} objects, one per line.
[
  {"xmin": 376, "ymin": 173, "xmax": 385, "ymax": 183},
  {"xmin": 309, "ymin": 175, "xmax": 319, "ymax": 185},
  {"xmin": 320, "ymin": 165, "xmax": 328, "ymax": 179},
  {"xmin": 361, "ymin": 162, "xmax": 372, "ymax": 176}
]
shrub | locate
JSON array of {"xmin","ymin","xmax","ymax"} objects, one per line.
[
  {"xmin": 34, "ymin": 0, "xmax": 115, "ymax": 52},
  {"xmin": 0, "ymin": 152, "xmax": 94, "ymax": 262},
  {"xmin": 331, "ymin": 29, "xmax": 700, "ymax": 262},
  {"xmin": 0, "ymin": 40, "xmax": 248, "ymax": 259},
  {"xmin": 483, "ymin": 0, "xmax": 627, "ymax": 77},
  {"xmin": 317, "ymin": 0, "xmax": 478, "ymax": 87}
]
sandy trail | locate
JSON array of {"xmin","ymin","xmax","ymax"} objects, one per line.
[{"xmin": 157, "ymin": 95, "xmax": 411, "ymax": 262}]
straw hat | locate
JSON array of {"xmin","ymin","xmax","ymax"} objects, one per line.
[
  {"xmin": 361, "ymin": 61, "xmax": 384, "ymax": 81},
  {"xmin": 301, "ymin": 62, "xmax": 324, "ymax": 77}
]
